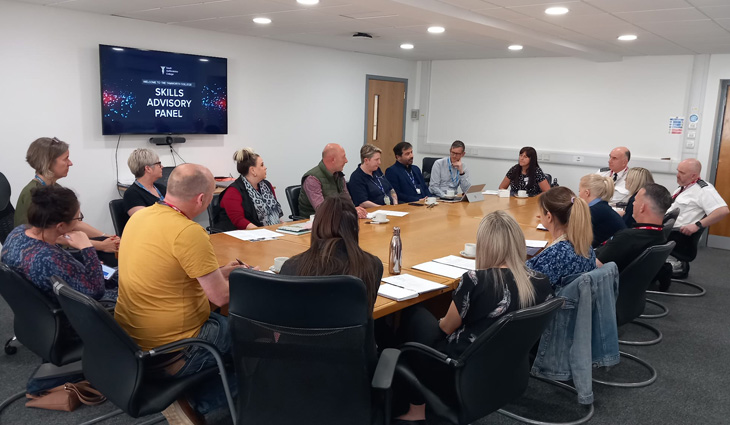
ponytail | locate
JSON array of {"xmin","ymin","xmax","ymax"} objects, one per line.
[{"xmin": 566, "ymin": 196, "xmax": 593, "ymax": 257}]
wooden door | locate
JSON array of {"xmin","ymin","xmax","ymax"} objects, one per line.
[
  {"xmin": 710, "ymin": 85, "xmax": 730, "ymax": 237},
  {"xmin": 366, "ymin": 79, "xmax": 406, "ymax": 170}
]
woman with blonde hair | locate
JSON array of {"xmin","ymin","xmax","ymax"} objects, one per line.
[
  {"xmin": 578, "ymin": 174, "xmax": 626, "ymax": 247},
  {"xmin": 123, "ymin": 148, "xmax": 165, "ymax": 216},
  {"xmin": 621, "ymin": 167, "xmax": 654, "ymax": 227},
  {"xmin": 527, "ymin": 186, "xmax": 596, "ymax": 287},
  {"xmin": 217, "ymin": 148, "xmax": 283, "ymax": 230},
  {"xmin": 393, "ymin": 211, "xmax": 553, "ymax": 422}
]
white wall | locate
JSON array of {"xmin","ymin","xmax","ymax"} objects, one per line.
[
  {"xmin": 0, "ymin": 1, "xmax": 417, "ymax": 230},
  {"xmin": 414, "ymin": 54, "xmax": 730, "ymax": 194}
]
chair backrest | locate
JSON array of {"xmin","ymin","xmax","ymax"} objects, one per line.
[
  {"xmin": 228, "ymin": 269, "xmax": 376, "ymax": 425},
  {"xmin": 671, "ymin": 225, "xmax": 706, "ymax": 263},
  {"xmin": 0, "ymin": 263, "xmax": 81, "ymax": 366},
  {"xmin": 662, "ymin": 218, "xmax": 676, "ymax": 240},
  {"xmin": 421, "ymin": 157, "xmax": 441, "ymax": 186},
  {"xmin": 663, "ymin": 208, "xmax": 679, "ymax": 224},
  {"xmin": 155, "ymin": 166, "xmax": 175, "ymax": 189},
  {"xmin": 109, "ymin": 199, "xmax": 129, "ymax": 237},
  {"xmin": 455, "ymin": 297, "xmax": 564, "ymax": 424},
  {"xmin": 0, "ymin": 172, "xmax": 14, "ymax": 244},
  {"xmin": 285, "ymin": 185, "xmax": 303, "ymax": 219},
  {"xmin": 53, "ymin": 278, "xmax": 148, "ymax": 416},
  {"xmin": 0, "ymin": 171, "xmax": 10, "ymax": 211},
  {"xmin": 206, "ymin": 192, "xmax": 226, "ymax": 233},
  {"xmin": 616, "ymin": 241, "xmax": 676, "ymax": 326}
]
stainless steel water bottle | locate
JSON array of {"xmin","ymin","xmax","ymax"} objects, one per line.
[{"xmin": 389, "ymin": 227, "xmax": 402, "ymax": 275}]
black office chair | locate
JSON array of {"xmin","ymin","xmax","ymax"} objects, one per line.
[
  {"xmin": 421, "ymin": 157, "xmax": 441, "ymax": 186},
  {"xmin": 155, "ymin": 166, "xmax": 175, "ymax": 190},
  {"xmin": 543, "ymin": 173, "xmax": 559, "ymax": 188},
  {"xmin": 593, "ymin": 241, "xmax": 675, "ymax": 388},
  {"xmin": 0, "ymin": 172, "xmax": 15, "ymax": 245},
  {"xmin": 53, "ymin": 278, "xmax": 237, "ymax": 424},
  {"xmin": 228, "ymin": 269, "xmax": 399, "ymax": 425},
  {"xmin": 0, "ymin": 263, "xmax": 84, "ymax": 416},
  {"xmin": 206, "ymin": 192, "xmax": 227, "ymax": 234},
  {"xmin": 392, "ymin": 298, "xmax": 565, "ymax": 425},
  {"xmin": 108, "ymin": 199, "xmax": 129, "ymax": 237},
  {"xmin": 285, "ymin": 185, "xmax": 307, "ymax": 220},
  {"xmin": 648, "ymin": 225, "xmax": 707, "ymax": 297}
]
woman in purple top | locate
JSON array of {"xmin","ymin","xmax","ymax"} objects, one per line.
[{"xmin": 1, "ymin": 185, "xmax": 116, "ymax": 303}]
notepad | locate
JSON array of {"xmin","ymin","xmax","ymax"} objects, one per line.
[
  {"xmin": 366, "ymin": 210, "xmax": 409, "ymax": 219},
  {"xmin": 526, "ymin": 240, "xmax": 548, "ymax": 256},
  {"xmin": 378, "ymin": 274, "xmax": 448, "ymax": 301},
  {"xmin": 276, "ymin": 221, "xmax": 313, "ymax": 235},
  {"xmin": 224, "ymin": 229, "xmax": 282, "ymax": 242},
  {"xmin": 412, "ymin": 261, "xmax": 467, "ymax": 279},
  {"xmin": 433, "ymin": 255, "xmax": 475, "ymax": 271}
]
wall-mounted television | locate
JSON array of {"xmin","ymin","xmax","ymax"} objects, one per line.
[{"xmin": 99, "ymin": 44, "xmax": 227, "ymax": 135}]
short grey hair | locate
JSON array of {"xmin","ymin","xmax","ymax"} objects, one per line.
[
  {"xmin": 167, "ymin": 164, "xmax": 214, "ymax": 200},
  {"xmin": 127, "ymin": 148, "xmax": 160, "ymax": 178},
  {"xmin": 26, "ymin": 137, "xmax": 69, "ymax": 178},
  {"xmin": 360, "ymin": 144, "xmax": 382, "ymax": 162}
]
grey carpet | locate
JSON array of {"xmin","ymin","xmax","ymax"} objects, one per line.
[{"xmin": 1, "ymin": 247, "xmax": 728, "ymax": 424}]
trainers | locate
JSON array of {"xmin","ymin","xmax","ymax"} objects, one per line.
[{"xmin": 162, "ymin": 398, "xmax": 206, "ymax": 425}]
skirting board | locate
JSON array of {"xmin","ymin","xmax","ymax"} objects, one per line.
[{"xmin": 707, "ymin": 235, "xmax": 730, "ymax": 251}]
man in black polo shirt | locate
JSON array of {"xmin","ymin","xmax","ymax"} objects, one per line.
[{"xmin": 596, "ymin": 183, "xmax": 672, "ymax": 272}]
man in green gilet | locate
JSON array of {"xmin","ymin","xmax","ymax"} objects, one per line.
[{"xmin": 298, "ymin": 143, "xmax": 367, "ymax": 218}]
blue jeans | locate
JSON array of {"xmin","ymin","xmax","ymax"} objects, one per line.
[{"xmin": 173, "ymin": 312, "xmax": 237, "ymax": 415}]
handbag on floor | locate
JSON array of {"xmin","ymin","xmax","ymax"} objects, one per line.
[{"xmin": 25, "ymin": 380, "xmax": 106, "ymax": 412}]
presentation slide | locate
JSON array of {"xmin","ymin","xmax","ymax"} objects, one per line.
[{"xmin": 100, "ymin": 45, "xmax": 227, "ymax": 135}]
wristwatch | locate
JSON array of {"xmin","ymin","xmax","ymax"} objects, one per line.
[{"xmin": 695, "ymin": 221, "xmax": 704, "ymax": 230}]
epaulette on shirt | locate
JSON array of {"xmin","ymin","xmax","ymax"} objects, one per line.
[
  {"xmin": 599, "ymin": 167, "xmax": 610, "ymax": 172},
  {"xmin": 697, "ymin": 179, "xmax": 708, "ymax": 188}
]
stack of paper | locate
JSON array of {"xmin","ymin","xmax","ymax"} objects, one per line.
[
  {"xmin": 482, "ymin": 190, "xmax": 499, "ymax": 195},
  {"xmin": 412, "ymin": 261, "xmax": 467, "ymax": 279},
  {"xmin": 366, "ymin": 210, "xmax": 410, "ymax": 219},
  {"xmin": 433, "ymin": 255, "xmax": 475, "ymax": 271},
  {"xmin": 276, "ymin": 221, "xmax": 313, "ymax": 235},
  {"xmin": 526, "ymin": 239, "xmax": 548, "ymax": 256},
  {"xmin": 224, "ymin": 229, "xmax": 282, "ymax": 242},
  {"xmin": 378, "ymin": 274, "xmax": 448, "ymax": 301}
]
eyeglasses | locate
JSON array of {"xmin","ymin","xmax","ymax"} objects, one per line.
[
  {"xmin": 149, "ymin": 162, "xmax": 162, "ymax": 168},
  {"xmin": 72, "ymin": 212, "xmax": 84, "ymax": 222}
]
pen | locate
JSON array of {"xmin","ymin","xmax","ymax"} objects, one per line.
[{"xmin": 236, "ymin": 258, "xmax": 253, "ymax": 269}]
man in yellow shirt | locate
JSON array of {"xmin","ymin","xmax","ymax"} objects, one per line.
[{"xmin": 115, "ymin": 163, "xmax": 244, "ymax": 425}]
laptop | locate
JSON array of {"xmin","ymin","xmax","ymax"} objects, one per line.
[{"xmin": 440, "ymin": 184, "xmax": 486, "ymax": 203}]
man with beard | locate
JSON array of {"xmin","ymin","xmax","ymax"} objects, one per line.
[{"xmin": 385, "ymin": 141, "xmax": 430, "ymax": 203}]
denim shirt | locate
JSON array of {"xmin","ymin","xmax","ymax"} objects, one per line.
[{"xmin": 531, "ymin": 263, "xmax": 620, "ymax": 405}]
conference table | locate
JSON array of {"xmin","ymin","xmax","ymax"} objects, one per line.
[{"xmin": 210, "ymin": 195, "xmax": 552, "ymax": 319}]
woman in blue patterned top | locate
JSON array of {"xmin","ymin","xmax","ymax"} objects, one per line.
[
  {"xmin": 527, "ymin": 186, "xmax": 596, "ymax": 287},
  {"xmin": 1, "ymin": 185, "xmax": 116, "ymax": 304},
  {"xmin": 393, "ymin": 211, "xmax": 554, "ymax": 423}
]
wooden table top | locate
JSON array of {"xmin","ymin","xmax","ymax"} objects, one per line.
[{"xmin": 211, "ymin": 195, "xmax": 550, "ymax": 319}]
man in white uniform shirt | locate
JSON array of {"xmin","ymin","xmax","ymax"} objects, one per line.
[
  {"xmin": 667, "ymin": 158, "xmax": 729, "ymax": 276},
  {"xmin": 596, "ymin": 146, "xmax": 630, "ymax": 205}
]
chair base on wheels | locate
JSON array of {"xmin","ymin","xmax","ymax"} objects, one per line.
[
  {"xmin": 646, "ymin": 279, "xmax": 706, "ymax": 297},
  {"xmin": 639, "ymin": 298, "xmax": 669, "ymax": 319},
  {"xmin": 592, "ymin": 351, "xmax": 657, "ymax": 388},
  {"xmin": 619, "ymin": 321, "xmax": 662, "ymax": 346},
  {"xmin": 498, "ymin": 376, "xmax": 594, "ymax": 425}
]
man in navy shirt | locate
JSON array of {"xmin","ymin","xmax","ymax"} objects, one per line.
[{"xmin": 385, "ymin": 142, "xmax": 430, "ymax": 203}]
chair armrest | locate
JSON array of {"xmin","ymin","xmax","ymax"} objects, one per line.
[
  {"xmin": 399, "ymin": 342, "xmax": 461, "ymax": 367},
  {"xmin": 372, "ymin": 348, "xmax": 400, "ymax": 390}
]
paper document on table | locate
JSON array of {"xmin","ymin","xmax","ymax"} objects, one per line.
[
  {"xmin": 525, "ymin": 240, "xmax": 548, "ymax": 256},
  {"xmin": 378, "ymin": 284, "xmax": 419, "ymax": 301},
  {"xmin": 366, "ymin": 210, "xmax": 409, "ymax": 218},
  {"xmin": 224, "ymin": 229, "xmax": 282, "ymax": 242},
  {"xmin": 433, "ymin": 255, "xmax": 475, "ymax": 271},
  {"xmin": 537, "ymin": 223, "xmax": 547, "ymax": 230},
  {"xmin": 382, "ymin": 274, "xmax": 447, "ymax": 294},
  {"xmin": 412, "ymin": 261, "xmax": 466, "ymax": 279},
  {"xmin": 482, "ymin": 190, "xmax": 499, "ymax": 195}
]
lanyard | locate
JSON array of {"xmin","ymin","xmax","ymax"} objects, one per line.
[
  {"xmin": 159, "ymin": 200, "xmax": 190, "ymax": 219},
  {"xmin": 672, "ymin": 180, "xmax": 697, "ymax": 201},
  {"xmin": 34, "ymin": 175, "xmax": 47, "ymax": 186},
  {"xmin": 634, "ymin": 225, "xmax": 663, "ymax": 231},
  {"xmin": 135, "ymin": 180, "xmax": 164, "ymax": 201},
  {"xmin": 371, "ymin": 174, "xmax": 386, "ymax": 194},
  {"xmin": 448, "ymin": 158, "xmax": 460, "ymax": 186},
  {"xmin": 406, "ymin": 168, "xmax": 417, "ymax": 187}
]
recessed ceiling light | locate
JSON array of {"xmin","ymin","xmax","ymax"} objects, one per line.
[
  {"xmin": 297, "ymin": 0, "xmax": 319, "ymax": 4},
  {"xmin": 253, "ymin": 17, "xmax": 271, "ymax": 24},
  {"xmin": 400, "ymin": 43, "xmax": 414, "ymax": 50},
  {"xmin": 427, "ymin": 26, "xmax": 445, "ymax": 34},
  {"xmin": 508, "ymin": 44, "xmax": 523, "ymax": 51},
  {"xmin": 617, "ymin": 34, "xmax": 638, "ymax": 41},
  {"xmin": 545, "ymin": 7, "xmax": 569, "ymax": 15}
]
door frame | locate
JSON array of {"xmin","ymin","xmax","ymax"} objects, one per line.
[
  {"xmin": 364, "ymin": 75, "xmax": 408, "ymax": 146},
  {"xmin": 707, "ymin": 79, "xmax": 730, "ymax": 249}
]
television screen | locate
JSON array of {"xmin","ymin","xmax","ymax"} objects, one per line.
[{"xmin": 99, "ymin": 44, "xmax": 227, "ymax": 135}]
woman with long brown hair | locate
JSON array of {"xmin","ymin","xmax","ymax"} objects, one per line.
[
  {"xmin": 527, "ymin": 186, "xmax": 596, "ymax": 287},
  {"xmin": 279, "ymin": 195, "xmax": 382, "ymax": 312}
]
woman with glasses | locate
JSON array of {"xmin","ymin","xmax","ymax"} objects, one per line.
[
  {"xmin": 124, "ymin": 148, "xmax": 166, "ymax": 216},
  {"xmin": 15, "ymin": 137, "xmax": 119, "ymax": 256},
  {"xmin": 1, "ymin": 185, "xmax": 116, "ymax": 303}
]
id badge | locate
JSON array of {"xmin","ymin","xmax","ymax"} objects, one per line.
[
  {"xmin": 384, "ymin": 196, "xmax": 391, "ymax": 205},
  {"xmin": 416, "ymin": 188, "xmax": 421, "ymax": 194},
  {"xmin": 524, "ymin": 177, "xmax": 529, "ymax": 183}
]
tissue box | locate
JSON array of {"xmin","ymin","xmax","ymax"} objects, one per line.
[{"xmin": 498, "ymin": 189, "xmax": 510, "ymax": 198}]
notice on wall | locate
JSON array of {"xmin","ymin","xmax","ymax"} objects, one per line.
[{"xmin": 669, "ymin": 117, "xmax": 684, "ymax": 135}]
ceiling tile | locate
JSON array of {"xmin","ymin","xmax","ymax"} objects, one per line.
[
  {"xmin": 471, "ymin": 7, "xmax": 533, "ymax": 22},
  {"xmin": 438, "ymin": 0, "xmax": 496, "ymax": 10},
  {"xmin": 584, "ymin": 0, "xmax": 693, "ymax": 13},
  {"xmin": 486, "ymin": 0, "xmax": 581, "ymax": 7},
  {"xmin": 615, "ymin": 7, "xmax": 709, "ymax": 23},
  {"xmin": 699, "ymin": 5, "xmax": 730, "ymax": 19}
]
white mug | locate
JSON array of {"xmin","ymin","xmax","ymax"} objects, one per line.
[
  {"xmin": 464, "ymin": 243, "xmax": 476, "ymax": 257},
  {"xmin": 517, "ymin": 190, "xmax": 527, "ymax": 197},
  {"xmin": 426, "ymin": 196, "xmax": 437, "ymax": 205},
  {"xmin": 309, "ymin": 214, "xmax": 315, "ymax": 222},
  {"xmin": 374, "ymin": 212, "xmax": 388, "ymax": 222},
  {"xmin": 273, "ymin": 257, "xmax": 289, "ymax": 273},
  {"xmin": 446, "ymin": 189, "xmax": 456, "ymax": 197}
]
